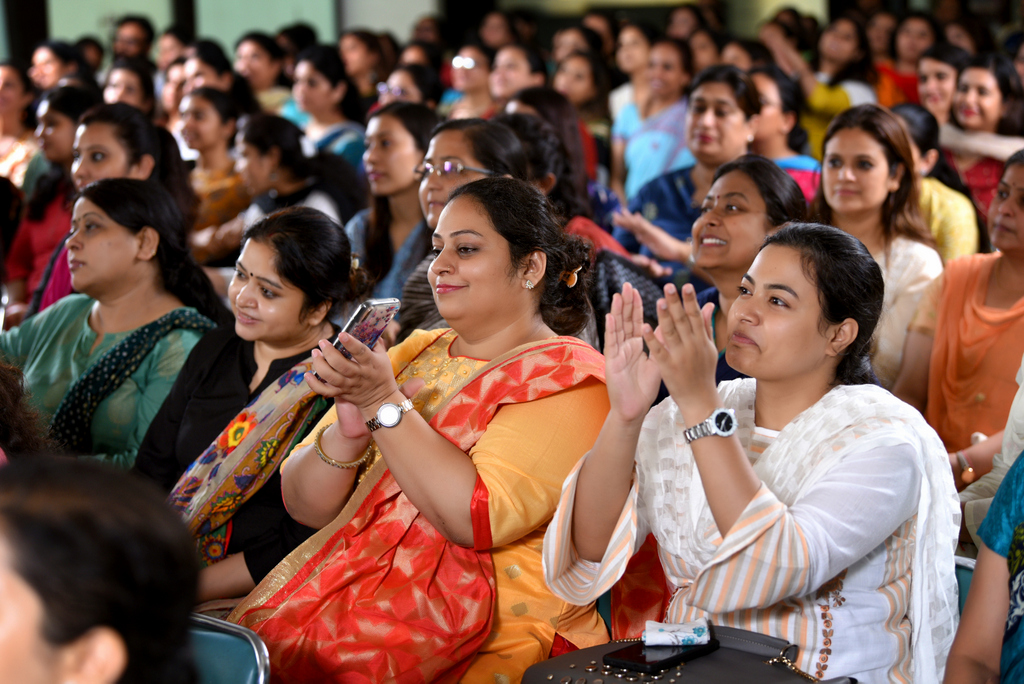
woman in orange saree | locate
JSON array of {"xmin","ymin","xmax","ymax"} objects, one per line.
[{"xmin": 229, "ymin": 177, "xmax": 610, "ymax": 682}]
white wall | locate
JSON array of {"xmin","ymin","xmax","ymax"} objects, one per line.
[
  {"xmin": 47, "ymin": 0, "xmax": 172, "ymax": 44},
  {"xmin": 196, "ymin": 0, "xmax": 335, "ymax": 48}
]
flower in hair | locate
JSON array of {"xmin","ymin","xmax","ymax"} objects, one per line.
[{"xmin": 562, "ymin": 265, "xmax": 583, "ymax": 288}]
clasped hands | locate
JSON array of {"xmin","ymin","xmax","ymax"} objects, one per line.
[{"xmin": 605, "ymin": 281, "xmax": 720, "ymax": 426}]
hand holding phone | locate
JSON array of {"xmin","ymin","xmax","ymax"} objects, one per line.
[{"xmin": 312, "ymin": 298, "xmax": 400, "ymax": 383}]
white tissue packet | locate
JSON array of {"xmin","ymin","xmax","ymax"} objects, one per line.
[{"xmin": 642, "ymin": 617, "xmax": 711, "ymax": 646}]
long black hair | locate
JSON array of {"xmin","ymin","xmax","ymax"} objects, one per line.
[
  {"xmin": 294, "ymin": 44, "xmax": 365, "ymax": 123},
  {"xmin": 448, "ymin": 177, "xmax": 593, "ymax": 335},
  {"xmin": 363, "ymin": 102, "xmax": 439, "ymax": 287},
  {"xmin": 78, "ymin": 178, "xmax": 230, "ymax": 324},
  {"xmin": 0, "ymin": 458, "xmax": 198, "ymax": 684},
  {"xmin": 238, "ymin": 113, "xmax": 365, "ymax": 224},
  {"xmin": 761, "ymin": 222, "xmax": 884, "ymax": 386},
  {"xmin": 79, "ymin": 102, "xmax": 199, "ymax": 229},
  {"xmin": 243, "ymin": 206, "xmax": 367, "ymax": 321},
  {"xmin": 428, "ymin": 118, "xmax": 530, "ymax": 180},
  {"xmin": 492, "ymin": 112, "xmax": 591, "ymax": 220},
  {"xmin": 27, "ymin": 86, "xmax": 100, "ymax": 221},
  {"xmin": 750, "ymin": 64, "xmax": 808, "ymax": 153}
]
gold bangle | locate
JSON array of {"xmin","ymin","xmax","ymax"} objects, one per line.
[{"xmin": 314, "ymin": 424, "xmax": 371, "ymax": 469}]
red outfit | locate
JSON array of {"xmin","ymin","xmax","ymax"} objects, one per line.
[
  {"xmin": 4, "ymin": 195, "xmax": 70, "ymax": 292},
  {"xmin": 945, "ymin": 151, "xmax": 1003, "ymax": 226}
]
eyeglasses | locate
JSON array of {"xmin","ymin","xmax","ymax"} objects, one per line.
[
  {"xmin": 451, "ymin": 56, "xmax": 478, "ymax": 70},
  {"xmin": 377, "ymin": 82, "xmax": 410, "ymax": 98},
  {"xmin": 416, "ymin": 160, "xmax": 494, "ymax": 178}
]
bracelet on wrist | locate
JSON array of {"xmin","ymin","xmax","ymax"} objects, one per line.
[
  {"xmin": 956, "ymin": 450, "xmax": 976, "ymax": 484},
  {"xmin": 314, "ymin": 424, "xmax": 372, "ymax": 470}
]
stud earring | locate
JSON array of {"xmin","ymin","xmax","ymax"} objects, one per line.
[{"xmin": 525, "ymin": 280, "xmax": 534, "ymax": 290}]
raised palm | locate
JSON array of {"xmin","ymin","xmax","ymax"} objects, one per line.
[{"xmin": 604, "ymin": 283, "xmax": 662, "ymax": 423}]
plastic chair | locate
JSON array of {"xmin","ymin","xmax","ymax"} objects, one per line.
[
  {"xmin": 189, "ymin": 613, "xmax": 270, "ymax": 684},
  {"xmin": 955, "ymin": 556, "xmax": 976, "ymax": 615}
]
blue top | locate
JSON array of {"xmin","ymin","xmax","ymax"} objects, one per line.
[
  {"xmin": 616, "ymin": 165, "xmax": 707, "ymax": 292},
  {"xmin": 345, "ymin": 209, "xmax": 430, "ymax": 303},
  {"xmin": 612, "ymin": 100, "xmax": 691, "ymax": 200},
  {"xmin": 697, "ymin": 287, "xmax": 747, "ymax": 384},
  {"xmin": 978, "ymin": 449, "xmax": 1024, "ymax": 682}
]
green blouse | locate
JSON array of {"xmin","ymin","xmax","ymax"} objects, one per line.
[{"xmin": 0, "ymin": 294, "xmax": 206, "ymax": 468}]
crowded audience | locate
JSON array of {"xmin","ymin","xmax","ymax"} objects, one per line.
[{"xmin": 5, "ymin": 4, "xmax": 1024, "ymax": 681}]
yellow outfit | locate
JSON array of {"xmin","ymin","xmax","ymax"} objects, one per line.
[
  {"xmin": 919, "ymin": 177, "xmax": 979, "ymax": 262},
  {"xmin": 285, "ymin": 330, "xmax": 611, "ymax": 681}
]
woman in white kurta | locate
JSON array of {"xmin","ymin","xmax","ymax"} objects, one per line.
[{"xmin": 544, "ymin": 223, "xmax": 960, "ymax": 684}]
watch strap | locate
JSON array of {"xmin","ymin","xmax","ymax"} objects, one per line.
[{"xmin": 366, "ymin": 398, "xmax": 414, "ymax": 432}]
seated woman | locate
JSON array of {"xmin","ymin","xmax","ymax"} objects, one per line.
[
  {"xmin": 553, "ymin": 50, "xmax": 612, "ymax": 177},
  {"xmin": 918, "ymin": 42, "xmax": 970, "ymax": 127},
  {"xmin": 893, "ymin": 103, "xmax": 984, "ymax": 261},
  {"xmin": 749, "ymin": 65, "xmax": 822, "ymax": 202},
  {"xmin": 544, "ymin": 222, "xmax": 960, "ymax": 683},
  {"xmin": 610, "ymin": 37, "xmax": 692, "ymax": 203},
  {"xmin": 234, "ymin": 32, "xmax": 291, "ymax": 114},
  {"xmin": 812, "ymin": 104, "xmax": 942, "ymax": 388},
  {"xmin": 874, "ymin": 13, "xmax": 938, "ymax": 107},
  {"xmin": 227, "ymin": 177, "xmax": 609, "ymax": 682},
  {"xmin": 4, "ymin": 86, "xmax": 99, "ymax": 326},
  {"xmin": 945, "ymin": 436, "xmax": 1024, "ymax": 682},
  {"xmin": 944, "ymin": 53, "xmax": 1024, "ymax": 226},
  {"xmin": 29, "ymin": 102, "xmax": 200, "ymax": 318},
  {"xmin": 489, "ymin": 43, "xmax": 547, "ymax": 111},
  {"xmin": 894, "ymin": 151, "xmax": 1024, "ymax": 489},
  {"xmin": 612, "ymin": 65, "xmax": 760, "ymax": 284},
  {"xmin": 136, "ymin": 207, "xmax": 362, "ymax": 599},
  {"xmin": 0, "ymin": 179, "xmax": 227, "ymax": 467},
  {"xmin": 396, "ymin": 118, "xmax": 529, "ymax": 339},
  {"xmin": 0, "ymin": 458, "xmax": 198, "ymax": 684},
  {"xmin": 760, "ymin": 15, "xmax": 876, "ymax": 161},
  {"xmin": 692, "ymin": 155, "xmax": 807, "ymax": 382},
  {"xmin": 102, "ymin": 57, "xmax": 155, "ymax": 119},
  {"xmin": 179, "ymin": 87, "xmax": 250, "ymax": 261},
  {"xmin": 344, "ymin": 102, "xmax": 438, "ymax": 301},
  {"xmin": 288, "ymin": 45, "xmax": 367, "ymax": 172},
  {"xmin": 191, "ymin": 113, "xmax": 364, "ymax": 268},
  {"xmin": 0, "ymin": 63, "xmax": 39, "ymax": 190},
  {"xmin": 446, "ymin": 42, "xmax": 497, "ymax": 120},
  {"xmin": 182, "ymin": 40, "xmax": 260, "ymax": 115},
  {"xmin": 376, "ymin": 63, "xmax": 443, "ymax": 110}
]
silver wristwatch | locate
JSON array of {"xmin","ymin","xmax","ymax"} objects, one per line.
[
  {"xmin": 683, "ymin": 408, "xmax": 737, "ymax": 444},
  {"xmin": 365, "ymin": 399, "xmax": 414, "ymax": 432}
]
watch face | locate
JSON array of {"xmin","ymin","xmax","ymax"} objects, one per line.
[
  {"xmin": 713, "ymin": 410, "xmax": 735, "ymax": 434},
  {"xmin": 378, "ymin": 403, "xmax": 402, "ymax": 427}
]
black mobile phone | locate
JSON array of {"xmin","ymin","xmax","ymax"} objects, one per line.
[
  {"xmin": 602, "ymin": 639, "xmax": 720, "ymax": 674},
  {"xmin": 312, "ymin": 298, "xmax": 400, "ymax": 381}
]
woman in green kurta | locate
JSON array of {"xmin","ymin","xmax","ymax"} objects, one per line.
[{"xmin": 0, "ymin": 179, "xmax": 229, "ymax": 467}]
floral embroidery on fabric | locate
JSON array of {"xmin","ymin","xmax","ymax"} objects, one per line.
[
  {"xmin": 217, "ymin": 411, "xmax": 258, "ymax": 453},
  {"xmin": 815, "ymin": 569, "xmax": 847, "ymax": 679}
]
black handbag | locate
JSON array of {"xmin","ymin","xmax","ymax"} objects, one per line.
[{"xmin": 522, "ymin": 625, "xmax": 856, "ymax": 683}]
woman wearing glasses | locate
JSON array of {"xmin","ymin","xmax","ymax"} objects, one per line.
[
  {"xmin": 447, "ymin": 43, "xmax": 497, "ymax": 120},
  {"xmin": 344, "ymin": 102, "xmax": 439, "ymax": 304},
  {"xmin": 397, "ymin": 117, "xmax": 530, "ymax": 338},
  {"xmin": 376, "ymin": 64, "xmax": 443, "ymax": 110}
]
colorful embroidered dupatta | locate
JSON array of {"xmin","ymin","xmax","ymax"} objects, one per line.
[
  {"xmin": 229, "ymin": 329, "xmax": 604, "ymax": 683},
  {"xmin": 168, "ymin": 359, "xmax": 327, "ymax": 564}
]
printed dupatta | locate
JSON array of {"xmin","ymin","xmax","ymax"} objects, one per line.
[
  {"xmin": 50, "ymin": 308, "xmax": 216, "ymax": 453},
  {"xmin": 229, "ymin": 329, "xmax": 605, "ymax": 683},
  {"xmin": 169, "ymin": 358, "xmax": 328, "ymax": 564}
]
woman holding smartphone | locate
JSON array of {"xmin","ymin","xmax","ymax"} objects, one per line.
[
  {"xmin": 545, "ymin": 223, "xmax": 959, "ymax": 683},
  {"xmin": 136, "ymin": 206, "xmax": 364, "ymax": 601},
  {"xmin": 228, "ymin": 177, "xmax": 609, "ymax": 682}
]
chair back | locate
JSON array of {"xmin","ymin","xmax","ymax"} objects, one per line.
[{"xmin": 189, "ymin": 613, "xmax": 270, "ymax": 684}]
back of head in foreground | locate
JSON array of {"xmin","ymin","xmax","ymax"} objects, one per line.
[{"xmin": 0, "ymin": 458, "xmax": 198, "ymax": 684}]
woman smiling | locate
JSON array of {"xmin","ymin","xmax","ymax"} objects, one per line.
[{"xmin": 228, "ymin": 177, "xmax": 608, "ymax": 681}]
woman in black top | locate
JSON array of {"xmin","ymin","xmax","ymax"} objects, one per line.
[{"xmin": 136, "ymin": 206, "xmax": 365, "ymax": 600}]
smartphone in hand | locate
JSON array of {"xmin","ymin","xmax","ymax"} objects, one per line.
[
  {"xmin": 312, "ymin": 298, "xmax": 401, "ymax": 382},
  {"xmin": 603, "ymin": 639, "xmax": 720, "ymax": 674}
]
